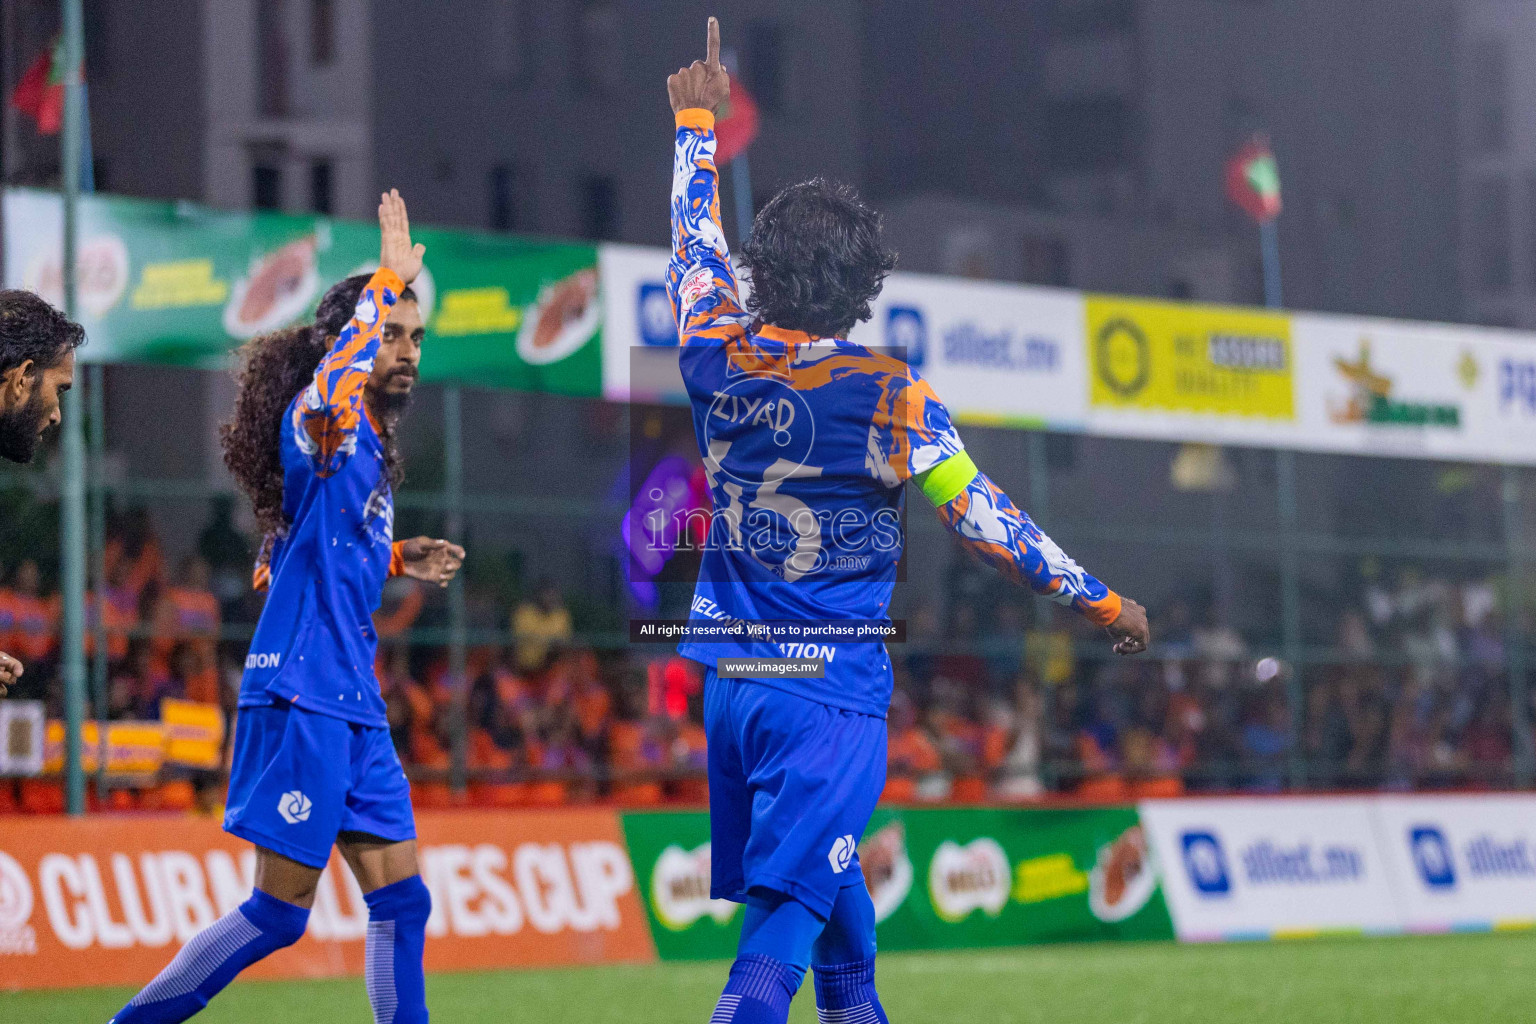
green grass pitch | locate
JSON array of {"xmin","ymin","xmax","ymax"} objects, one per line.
[{"xmin": 8, "ymin": 933, "xmax": 1535, "ymax": 1023}]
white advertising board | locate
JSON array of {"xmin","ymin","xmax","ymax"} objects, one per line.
[
  {"xmin": 1139, "ymin": 797, "xmax": 1402, "ymax": 941},
  {"xmin": 600, "ymin": 243, "xmax": 1536, "ymax": 465},
  {"xmin": 1373, "ymin": 794, "xmax": 1536, "ymax": 932}
]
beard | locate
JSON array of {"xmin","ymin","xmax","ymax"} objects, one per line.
[
  {"xmin": 0, "ymin": 387, "xmax": 49, "ymax": 464},
  {"xmin": 371, "ymin": 371, "xmax": 417, "ymax": 417}
]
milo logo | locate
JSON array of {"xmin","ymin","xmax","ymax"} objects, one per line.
[
  {"xmin": 859, "ymin": 821, "xmax": 913, "ymax": 923},
  {"xmin": 650, "ymin": 843, "xmax": 738, "ymax": 931},
  {"xmin": 928, "ymin": 838, "xmax": 1010, "ymax": 923}
]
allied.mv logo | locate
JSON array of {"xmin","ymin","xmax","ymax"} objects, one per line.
[
  {"xmin": 278, "ymin": 790, "xmax": 313, "ymax": 824},
  {"xmin": 1181, "ymin": 830, "xmax": 1231, "ymax": 896},
  {"xmin": 1411, "ymin": 826, "xmax": 1456, "ymax": 889}
]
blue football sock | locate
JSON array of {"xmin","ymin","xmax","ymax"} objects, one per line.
[
  {"xmin": 811, "ymin": 958, "xmax": 889, "ymax": 1024},
  {"xmin": 738, "ymin": 890, "xmax": 824, "ymax": 974},
  {"xmin": 363, "ymin": 874, "xmax": 432, "ymax": 1024},
  {"xmin": 109, "ymin": 890, "xmax": 309, "ymax": 1024},
  {"xmin": 812, "ymin": 885, "xmax": 888, "ymax": 1023},
  {"xmin": 708, "ymin": 954, "xmax": 805, "ymax": 1024},
  {"xmin": 708, "ymin": 890, "xmax": 822, "ymax": 1022},
  {"xmin": 811, "ymin": 883, "xmax": 878, "ymax": 965}
]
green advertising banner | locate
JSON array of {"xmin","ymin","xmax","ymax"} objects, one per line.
[
  {"xmin": 621, "ymin": 809, "xmax": 745, "ymax": 960},
  {"xmin": 621, "ymin": 805, "xmax": 1174, "ymax": 961},
  {"xmin": 2, "ymin": 188, "xmax": 602, "ymax": 395}
]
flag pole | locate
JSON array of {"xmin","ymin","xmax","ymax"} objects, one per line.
[
  {"xmin": 60, "ymin": 0, "xmax": 88, "ymax": 815},
  {"xmin": 1260, "ymin": 218, "xmax": 1282, "ymax": 310}
]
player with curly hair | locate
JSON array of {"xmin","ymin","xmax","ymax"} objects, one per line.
[
  {"xmin": 110, "ymin": 191, "xmax": 462, "ymax": 1024},
  {"xmin": 665, "ymin": 19, "xmax": 1150, "ymax": 1024}
]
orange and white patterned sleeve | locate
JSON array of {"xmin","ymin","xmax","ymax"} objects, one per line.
[
  {"xmin": 666, "ymin": 109, "xmax": 749, "ymax": 347},
  {"xmin": 875, "ymin": 365, "xmax": 1122, "ymax": 627},
  {"xmin": 291, "ymin": 267, "xmax": 403, "ymax": 478}
]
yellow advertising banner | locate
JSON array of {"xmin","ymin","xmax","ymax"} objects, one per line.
[
  {"xmin": 43, "ymin": 721, "xmax": 165, "ymax": 776},
  {"xmin": 1086, "ymin": 296, "xmax": 1295, "ymax": 419},
  {"xmin": 160, "ymin": 700, "xmax": 225, "ymax": 770}
]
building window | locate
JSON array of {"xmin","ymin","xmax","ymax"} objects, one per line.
[
  {"xmin": 311, "ymin": 0, "xmax": 336, "ymax": 65},
  {"xmin": 579, "ymin": 176, "xmax": 619, "ymax": 240},
  {"xmin": 1473, "ymin": 175, "xmax": 1511, "ymax": 293},
  {"xmin": 744, "ymin": 21, "xmax": 786, "ymax": 114},
  {"xmin": 310, "ymin": 160, "xmax": 333, "ymax": 215},
  {"xmin": 487, "ymin": 1, "xmax": 533, "ymax": 84},
  {"xmin": 258, "ymin": 0, "xmax": 290, "ymax": 117},
  {"xmin": 571, "ymin": 2, "xmax": 622, "ymax": 95},
  {"xmin": 253, "ymin": 163, "xmax": 283, "ymax": 210},
  {"xmin": 489, "ymin": 162, "xmax": 530, "ymax": 231},
  {"xmin": 1021, "ymin": 235, "xmax": 1070, "ymax": 287},
  {"xmin": 1469, "ymin": 37, "xmax": 1507, "ymax": 154}
]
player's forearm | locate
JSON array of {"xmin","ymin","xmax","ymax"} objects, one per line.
[
  {"xmin": 928, "ymin": 457, "xmax": 1122, "ymax": 627},
  {"xmin": 297, "ymin": 267, "xmax": 402, "ymax": 475},
  {"xmin": 667, "ymin": 110, "xmax": 746, "ymax": 341}
]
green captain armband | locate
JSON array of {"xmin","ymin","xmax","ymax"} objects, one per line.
[{"xmin": 915, "ymin": 450, "xmax": 979, "ymax": 507}]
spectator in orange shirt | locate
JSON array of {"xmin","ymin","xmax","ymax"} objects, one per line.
[
  {"xmin": 151, "ymin": 556, "xmax": 220, "ymax": 676},
  {"xmin": 103, "ymin": 507, "xmax": 164, "ymax": 612},
  {"xmin": 172, "ymin": 640, "xmax": 221, "ymax": 706},
  {"xmin": 10, "ymin": 558, "xmax": 56, "ymax": 664},
  {"xmin": 86, "ymin": 557, "xmax": 139, "ymax": 667},
  {"xmin": 885, "ymin": 694, "xmax": 943, "ymax": 802},
  {"xmin": 374, "ymin": 573, "xmax": 426, "ymax": 641}
]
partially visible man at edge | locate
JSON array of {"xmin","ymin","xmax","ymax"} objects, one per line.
[{"xmin": 0, "ymin": 289, "xmax": 84, "ymax": 697}]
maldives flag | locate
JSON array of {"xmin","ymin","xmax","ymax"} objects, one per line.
[
  {"xmin": 714, "ymin": 74, "xmax": 760, "ymax": 166},
  {"xmin": 11, "ymin": 39, "xmax": 67, "ymax": 136},
  {"xmin": 1225, "ymin": 136, "xmax": 1282, "ymax": 223}
]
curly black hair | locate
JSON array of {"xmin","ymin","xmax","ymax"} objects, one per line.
[
  {"xmin": 219, "ymin": 274, "xmax": 415, "ymax": 535},
  {"xmin": 0, "ymin": 289, "xmax": 85, "ymax": 372},
  {"xmin": 739, "ymin": 178, "xmax": 897, "ymax": 339}
]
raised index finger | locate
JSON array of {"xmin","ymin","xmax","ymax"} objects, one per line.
[{"xmin": 706, "ymin": 16, "xmax": 721, "ymax": 68}]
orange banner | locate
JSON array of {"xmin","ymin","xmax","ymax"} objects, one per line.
[{"xmin": 0, "ymin": 808, "xmax": 657, "ymax": 991}]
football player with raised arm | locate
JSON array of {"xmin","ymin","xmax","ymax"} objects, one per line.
[
  {"xmin": 665, "ymin": 19, "xmax": 1150, "ymax": 1024},
  {"xmin": 110, "ymin": 192, "xmax": 462, "ymax": 1024}
]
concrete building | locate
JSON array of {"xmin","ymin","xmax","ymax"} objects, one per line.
[
  {"xmin": 0, "ymin": 0, "xmax": 1483, "ymax": 321},
  {"xmin": 1457, "ymin": 0, "xmax": 1536, "ymax": 329},
  {"xmin": 865, "ymin": 0, "xmax": 1463, "ymax": 316}
]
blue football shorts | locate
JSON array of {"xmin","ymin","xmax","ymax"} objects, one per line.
[
  {"xmin": 703, "ymin": 668, "xmax": 888, "ymax": 918},
  {"xmin": 223, "ymin": 700, "xmax": 416, "ymax": 869}
]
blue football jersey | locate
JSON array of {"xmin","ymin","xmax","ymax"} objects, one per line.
[
  {"xmin": 238, "ymin": 269, "xmax": 405, "ymax": 727},
  {"xmin": 667, "ymin": 111, "xmax": 963, "ymax": 718}
]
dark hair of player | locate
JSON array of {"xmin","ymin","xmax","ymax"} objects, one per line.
[
  {"xmin": 739, "ymin": 177, "xmax": 897, "ymax": 340},
  {"xmin": 0, "ymin": 289, "xmax": 85, "ymax": 371},
  {"xmin": 220, "ymin": 274, "xmax": 415, "ymax": 535}
]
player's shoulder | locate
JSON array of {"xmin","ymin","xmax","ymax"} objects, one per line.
[{"xmin": 779, "ymin": 337, "xmax": 920, "ymax": 390}]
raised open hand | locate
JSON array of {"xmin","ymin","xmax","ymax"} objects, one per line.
[
  {"xmin": 378, "ymin": 188, "xmax": 425, "ymax": 286},
  {"xmin": 667, "ymin": 16, "xmax": 731, "ymax": 115}
]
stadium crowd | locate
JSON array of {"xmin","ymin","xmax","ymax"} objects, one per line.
[{"xmin": 0, "ymin": 502, "xmax": 1524, "ymax": 813}]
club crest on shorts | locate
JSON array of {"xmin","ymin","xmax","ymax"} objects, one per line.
[
  {"xmin": 278, "ymin": 790, "xmax": 313, "ymax": 824},
  {"xmin": 828, "ymin": 834, "xmax": 857, "ymax": 874}
]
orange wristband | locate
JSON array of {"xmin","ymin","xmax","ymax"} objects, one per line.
[{"xmin": 675, "ymin": 108, "xmax": 716, "ymax": 132}]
